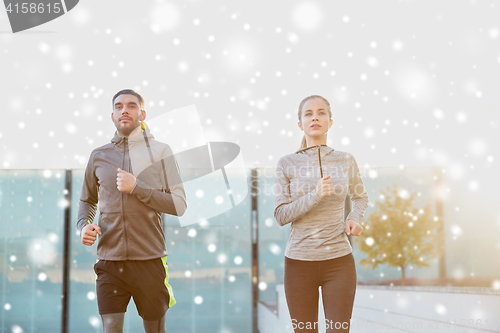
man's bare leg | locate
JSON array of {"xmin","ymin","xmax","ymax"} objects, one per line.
[
  {"xmin": 143, "ymin": 312, "xmax": 167, "ymax": 333},
  {"xmin": 101, "ymin": 313, "xmax": 125, "ymax": 333}
]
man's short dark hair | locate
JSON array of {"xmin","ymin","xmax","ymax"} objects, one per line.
[{"xmin": 112, "ymin": 89, "xmax": 145, "ymax": 110}]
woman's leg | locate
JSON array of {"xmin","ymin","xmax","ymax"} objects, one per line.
[
  {"xmin": 284, "ymin": 256, "xmax": 321, "ymax": 332},
  {"xmin": 320, "ymin": 253, "xmax": 357, "ymax": 332}
]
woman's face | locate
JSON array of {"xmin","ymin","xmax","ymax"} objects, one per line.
[{"xmin": 298, "ymin": 98, "xmax": 332, "ymax": 138}]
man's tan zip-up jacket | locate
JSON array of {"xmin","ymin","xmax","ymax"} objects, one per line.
[{"xmin": 77, "ymin": 122, "xmax": 187, "ymax": 260}]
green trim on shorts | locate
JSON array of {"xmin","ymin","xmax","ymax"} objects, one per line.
[{"xmin": 160, "ymin": 256, "xmax": 176, "ymax": 308}]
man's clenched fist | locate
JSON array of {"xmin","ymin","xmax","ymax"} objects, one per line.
[
  {"xmin": 117, "ymin": 168, "xmax": 136, "ymax": 193},
  {"xmin": 81, "ymin": 223, "xmax": 102, "ymax": 246}
]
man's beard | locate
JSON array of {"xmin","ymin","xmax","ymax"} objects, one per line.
[{"xmin": 116, "ymin": 121, "xmax": 138, "ymax": 136}]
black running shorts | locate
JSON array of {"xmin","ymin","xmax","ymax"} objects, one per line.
[{"xmin": 94, "ymin": 256, "xmax": 176, "ymax": 321}]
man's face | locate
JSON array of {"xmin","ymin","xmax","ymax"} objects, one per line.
[{"xmin": 111, "ymin": 94, "xmax": 145, "ymax": 137}]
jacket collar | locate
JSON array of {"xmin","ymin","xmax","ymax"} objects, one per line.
[
  {"xmin": 295, "ymin": 144, "xmax": 334, "ymax": 155},
  {"xmin": 111, "ymin": 122, "xmax": 154, "ymax": 148}
]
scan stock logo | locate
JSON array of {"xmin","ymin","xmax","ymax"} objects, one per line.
[{"xmin": 3, "ymin": 0, "xmax": 79, "ymax": 33}]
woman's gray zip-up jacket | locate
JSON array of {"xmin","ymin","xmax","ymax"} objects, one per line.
[
  {"xmin": 273, "ymin": 144, "xmax": 369, "ymax": 261},
  {"xmin": 77, "ymin": 122, "xmax": 187, "ymax": 260}
]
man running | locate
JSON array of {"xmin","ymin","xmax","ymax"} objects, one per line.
[{"xmin": 77, "ymin": 89, "xmax": 187, "ymax": 333}]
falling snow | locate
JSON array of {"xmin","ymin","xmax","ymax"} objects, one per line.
[{"xmin": 1, "ymin": 1, "xmax": 499, "ymax": 332}]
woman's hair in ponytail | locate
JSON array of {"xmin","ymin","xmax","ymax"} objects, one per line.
[{"xmin": 297, "ymin": 95, "xmax": 332, "ymax": 149}]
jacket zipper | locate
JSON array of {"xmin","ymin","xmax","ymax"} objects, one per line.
[
  {"xmin": 122, "ymin": 138, "xmax": 129, "ymax": 259},
  {"xmin": 318, "ymin": 146, "xmax": 323, "ymax": 178}
]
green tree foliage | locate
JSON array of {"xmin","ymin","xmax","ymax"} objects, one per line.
[{"xmin": 354, "ymin": 184, "xmax": 445, "ymax": 280}]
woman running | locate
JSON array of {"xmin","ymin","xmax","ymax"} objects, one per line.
[{"xmin": 273, "ymin": 95, "xmax": 369, "ymax": 332}]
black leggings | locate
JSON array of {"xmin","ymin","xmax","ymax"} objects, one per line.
[{"xmin": 284, "ymin": 253, "xmax": 357, "ymax": 332}]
